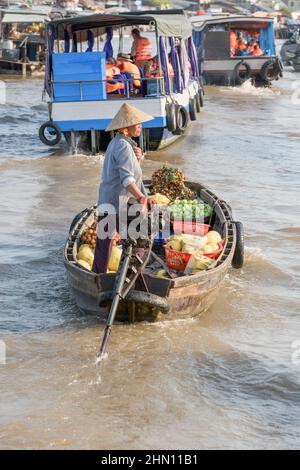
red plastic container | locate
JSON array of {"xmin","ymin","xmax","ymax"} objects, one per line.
[
  {"xmin": 202, "ymin": 242, "xmax": 224, "ymax": 259},
  {"xmin": 173, "ymin": 220, "xmax": 210, "ymax": 236},
  {"xmin": 164, "ymin": 245, "xmax": 192, "ymax": 272}
]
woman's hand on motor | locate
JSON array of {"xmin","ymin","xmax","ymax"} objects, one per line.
[{"xmin": 133, "ymin": 146, "xmax": 143, "ymax": 161}]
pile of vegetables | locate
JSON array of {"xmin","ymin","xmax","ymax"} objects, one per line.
[
  {"xmin": 151, "ymin": 166, "xmax": 194, "ymax": 201},
  {"xmin": 168, "ymin": 199, "xmax": 213, "ymax": 221},
  {"xmin": 164, "ymin": 230, "xmax": 223, "ymax": 273},
  {"xmin": 167, "ymin": 231, "xmax": 222, "ymax": 257}
]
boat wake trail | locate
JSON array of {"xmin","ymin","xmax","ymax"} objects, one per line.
[{"xmin": 222, "ymin": 79, "xmax": 281, "ymax": 97}]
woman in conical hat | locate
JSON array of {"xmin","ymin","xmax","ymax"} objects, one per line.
[{"xmin": 92, "ymin": 103, "xmax": 153, "ymax": 274}]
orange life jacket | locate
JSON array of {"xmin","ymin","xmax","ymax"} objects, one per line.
[
  {"xmin": 230, "ymin": 32, "xmax": 236, "ymax": 56},
  {"xmin": 106, "ymin": 65, "xmax": 122, "ymax": 94},
  {"xmin": 251, "ymin": 47, "xmax": 263, "ymax": 56},
  {"xmin": 118, "ymin": 61, "xmax": 141, "ymax": 88},
  {"xmin": 238, "ymin": 42, "xmax": 247, "ymax": 51},
  {"xmin": 133, "ymin": 37, "xmax": 152, "ymax": 61}
]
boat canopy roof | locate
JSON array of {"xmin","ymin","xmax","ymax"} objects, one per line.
[
  {"xmin": 191, "ymin": 14, "xmax": 274, "ymax": 32},
  {"xmin": 47, "ymin": 13, "xmax": 192, "ymax": 40},
  {"xmin": 1, "ymin": 11, "xmax": 48, "ymax": 24}
]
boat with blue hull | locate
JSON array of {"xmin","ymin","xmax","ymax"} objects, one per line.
[
  {"xmin": 191, "ymin": 14, "xmax": 283, "ymax": 86},
  {"xmin": 39, "ymin": 12, "xmax": 204, "ymax": 154}
]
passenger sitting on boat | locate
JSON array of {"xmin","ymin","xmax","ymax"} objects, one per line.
[
  {"xmin": 92, "ymin": 103, "xmax": 153, "ymax": 274},
  {"xmin": 117, "ymin": 53, "xmax": 141, "ymax": 90},
  {"xmin": 169, "ymin": 58, "xmax": 175, "ymax": 78},
  {"xmin": 146, "ymin": 56, "xmax": 159, "ymax": 77},
  {"xmin": 8, "ymin": 24, "xmax": 21, "ymax": 39},
  {"xmin": 251, "ymin": 44, "xmax": 263, "ymax": 56},
  {"xmin": 237, "ymin": 40, "xmax": 249, "ymax": 56},
  {"xmin": 235, "ymin": 32, "xmax": 244, "ymax": 46},
  {"xmin": 247, "ymin": 39, "xmax": 256, "ymax": 53},
  {"xmin": 106, "ymin": 58, "xmax": 123, "ymax": 94},
  {"xmin": 131, "ymin": 28, "xmax": 152, "ymax": 75}
]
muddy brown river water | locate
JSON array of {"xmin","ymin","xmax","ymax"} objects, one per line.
[{"xmin": 0, "ymin": 63, "xmax": 300, "ymax": 449}]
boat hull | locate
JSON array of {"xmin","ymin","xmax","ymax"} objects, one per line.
[
  {"xmin": 64, "ymin": 255, "xmax": 232, "ymax": 322},
  {"xmin": 64, "ymin": 181, "xmax": 237, "ymax": 322},
  {"xmin": 46, "ymin": 81, "xmax": 201, "ymax": 153},
  {"xmin": 202, "ymin": 56, "xmax": 279, "ymax": 86}
]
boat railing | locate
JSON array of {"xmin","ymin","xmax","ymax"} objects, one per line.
[{"xmin": 50, "ymin": 76, "xmax": 166, "ymax": 101}]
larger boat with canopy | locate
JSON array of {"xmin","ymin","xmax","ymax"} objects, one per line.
[
  {"xmin": 39, "ymin": 11, "xmax": 204, "ymax": 154},
  {"xmin": 191, "ymin": 14, "xmax": 283, "ymax": 86}
]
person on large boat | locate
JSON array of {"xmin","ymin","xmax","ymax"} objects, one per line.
[
  {"xmin": 247, "ymin": 39, "xmax": 256, "ymax": 54},
  {"xmin": 106, "ymin": 58, "xmax": 123, "ymax": 94},
  {"xmin": 92, "ymin": 103, "xmax": 153, "ymax": 274},
  {"xmin": 251, "ymin": 44, "xmax": 263, "ymax": 56},
  {"xmin": 230, "ymin": 31, "xmax": 237, "ymax": 57},
  {"xmin": 117, "ymin": 53, "xmax": 142, "ymax": 91},
  {"xmin": 131, "ymin": 28, "xmax": 152, "ymax": 74}
]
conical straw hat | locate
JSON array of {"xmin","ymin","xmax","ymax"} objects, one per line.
[{"xmin": 106, "ymin": 103, "xmax": 153, "ymax": 132}]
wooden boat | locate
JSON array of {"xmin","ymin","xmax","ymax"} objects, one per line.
[
  {"xmin": 64, "ymin": 181, "xmax": 244, "ymax": 322},
  {"xmin": 0, "ymin": 8, "xmax": 47, "ymax": 77}
]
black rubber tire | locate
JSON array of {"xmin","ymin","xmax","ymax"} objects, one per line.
[
  {"xmin": 277, "ymin": 58, "xmax": 284, "ymax": 77},
  {"xmin": 233, "ymin": 61, "xmax": 252, "ymax": 85},
  {"xmin": 98, "ymin": 290, "xmax": 170, "ymax": 313},
  {"xmin": 195, "ymin": 92, "xmax": 201, "ymax": 113},
  {"xmin": 189, "ymin": 98, "xmax": 197, "ymax": 121},
  {"xmin": 199, "ymin": 87, "xmax": 204, "ymax": 107},
  {"xmin": 260, "ymin": 59, "xmax": 281, "ymax": 82},
  {"xmin": 293, "ymin": 61, "xmax": 300, "ymax": 72},
  {"xmin": 232, "ymin": 221, "xmax": 244, "ymax": 269},
  {"xmin": 165, "ymin": 102, "xmax": 177, "ymax": 133},
  {"xmin": 39, "ymin": 121, "xmax": 62, "ymax": 146},
  {"xmin": 173, "ymin": 105, "xmax": 189, "ymax": 135}
]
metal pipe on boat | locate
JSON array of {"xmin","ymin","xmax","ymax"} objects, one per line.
[
  {"xmin": 71, "ymin": 131, "xmax": 76, "ymax": 154},
  {"xmin": 91, "ymin": 130, "xmax": 97, "ymax": 155},
  {"xmin": 56, "ymin": 27, "xmax": 60, "ymax": 54},
  {"xmin": 155, "ymin": 26, "xmax": 165, "ymax": 95}
]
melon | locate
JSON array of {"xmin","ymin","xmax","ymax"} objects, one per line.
[
  {"xmin": 206, "ymin": 243, "xmax": 219, "ymax": 253},
  {"xmin": 78, "ymin": 244, "xmax": 91, "ymax": 252},
  {"xmin": 167, "ymin": 237, "xmax": 182, "ymax": 251},
  {"xmin": 77, "ymin": 246, "xmax": 94, "ymax": 265},
  {"xmin": 206, "ymin": 231, "xmax": 222, "ymax": 244},
  {"xmin": 108, "ymin": 246, "xmax": 122, "ymax": 272},
  {"xmin": 77, "ymin": 259, "xmax": 91, "ymax": 271},
  {"xmin": 203, "ymin": 244, "xmax": 213, "ymax": 254}
]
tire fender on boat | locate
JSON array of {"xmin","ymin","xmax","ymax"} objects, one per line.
[
  {"xmin": 173, "ymin": 105, "xmax": 189, "ymax": 135},
  {"xmin": 98, "ymin": 290, "xmax": 170, "ymax": 314},
  {"xmin": 260, "ymin": 59, "xmax": 282, "ymax": 82},
  {"xmin": 39, "ymin": 121, "xmax": 62, "ymax": 146},
  {"xmin": 165, "ymin": 102, "xmax": 177, "ymax": 133},
  {"xmin": 199, "ymin": 87, "xmax": 204, "ymax": 107},
  {"xmin": 189, "ymin": 98, "xmax": 197, "ymax": 121},
  {"xmin": 195, "ymin": 92, "xmax": 201, "ymax": 113},
  {"xmin": 232, "ymin": 221, "xmax": 244, "ymax": 269},
  {"xmin": 233, "ymin": 61, "xmax": 252, "ymax": 85}
]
